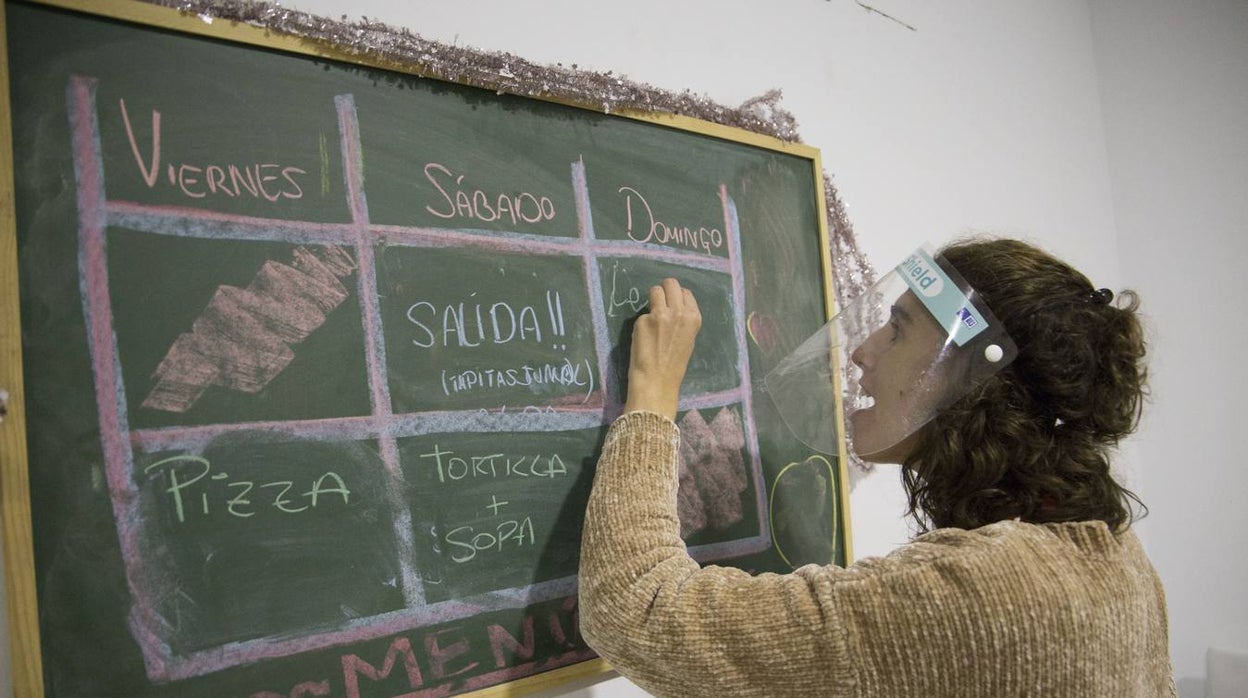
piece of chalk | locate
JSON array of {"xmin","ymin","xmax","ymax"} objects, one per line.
[{"xmin": 984, "ymin": 344, "xmax": 1004, "ymax": 363}]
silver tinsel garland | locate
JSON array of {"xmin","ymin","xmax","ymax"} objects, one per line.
[
  {"xmin": 145, "ymin": 0, "xmax": 878, "ymax": 474},
  {"xmin": 144, "ymin": 0, "xmax": 876, "ymax": 312}
]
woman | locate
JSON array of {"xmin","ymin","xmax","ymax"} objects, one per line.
[{"xmin": 578, "ymin": 238, "xmax": 1175, "ymax": 697}]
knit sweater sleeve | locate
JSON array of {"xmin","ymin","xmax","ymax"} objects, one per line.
[
  {"xmin": 577, "ymin": 411, "xmax": 856, "ymax": 698},
  {"xmin": 577, "ymin": 412, "xmax": 1176, "ymax": 698}
]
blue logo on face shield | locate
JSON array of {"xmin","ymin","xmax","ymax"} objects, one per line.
[
  {"xmin": 896, "ymin": 246, "xmax": 989, "ymax": 347},
  {"xmin": 957, "ymin": 307, "xmax": 977, "ymax": 328}
]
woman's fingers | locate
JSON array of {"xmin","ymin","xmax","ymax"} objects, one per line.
[
  {"xmin": 647, "ymin": 278, "xmax": 697, "ymax": 310},
  {"xmin": 649, "ymin": 282, "xmax": 667, "ymax": 311},
  {"xmin": 625, "ymin": 278, "xmax": 702, "ymax": 419},
  {"xmin": 648, "ymin": 278, "xmax": 699, "ymax": 314},
  {"xmin": 662, "ymin": 278, "xmax": 684, "ymax": 309},
  {"xmin": 681, "ymin": 287, "xmax": 698, "ymax": 315}
]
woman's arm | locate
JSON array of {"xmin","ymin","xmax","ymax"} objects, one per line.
[
  {"xmin": 577, "ymin": 280, "xmax": 853, "ymax": 697},
  {"xmin": 578, "ymin": 411, "xmax": 852, "ymax": 698}
]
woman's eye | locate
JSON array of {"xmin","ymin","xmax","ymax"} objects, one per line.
[{"xmin": 888, "ymin": 321, "xmax": 900, "ymax": 342}]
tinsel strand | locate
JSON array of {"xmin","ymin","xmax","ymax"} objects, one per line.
[
  {"xmin": 145, "ymin": 0, "xmax": 879, "ymax": 474},
  {"xmin": 144, "ymin": 0, "xmax": 875, "ymax": 290}
]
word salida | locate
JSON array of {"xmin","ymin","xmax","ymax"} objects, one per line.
[
  {"xmin": 406, "ymin": 289, "xmax": 568, "ymax": 350},
  {"xmin": 143, "ymin": 454, "xmax": 350, "ymax": 523},
  {"xmin": 119, "ymin": 99, "xmax": 307, "ymax": 202}
]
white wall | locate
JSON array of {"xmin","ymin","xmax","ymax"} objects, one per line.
[
  {"xmin": 1091, "ymin": 1, "xmax": 1248, "ymax": 696},
  {"xmin": 2, "ymin": 1, "xmax": 1243, "ymax": 696}
]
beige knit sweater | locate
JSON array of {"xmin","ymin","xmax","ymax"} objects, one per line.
[{"xmin": 579, "ymin": 411, "xmax": 1176, "ymax": 697}]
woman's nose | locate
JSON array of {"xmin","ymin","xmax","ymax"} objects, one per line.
[
  {"xmin": 852, "ymin": 327, "xmax": 888, "ymax": 369},
  {"xmin": 851, "ymin": 342, "xmax": 869, "ymax": 369}
]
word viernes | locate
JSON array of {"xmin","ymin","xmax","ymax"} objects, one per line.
[{"xmin": 119, "ymin": 99, "xmax": 307, "ymax": 202}]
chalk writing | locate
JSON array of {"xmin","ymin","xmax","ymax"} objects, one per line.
[
  {"xmin": 445, "ymin": 517, "xmax": 536, "ymax": 563},
  {"xmin": 406, "ymin": 290, "xmax": 567, "ymax": 350},
  {"xmin": 474, "ymin": 405, "xmax": 559, "ymax": 417},
  {"xmin": 119, "ymin": 98, "xmax": 307, "ymax": 201},
  {"xmin": 486, "ymin": 495, "xmax": 508, "ymax": 515},
  {"xmin": 337, "ymin": 597, "xmax": 582, "ymax": 698},
  {"xmin": 618, "ymin": 185, "xmax": 724, "ymax": 254},
  {"xmin": 143, "ymin": 454, "xmax": 351, "ymax": 523},
  {"xmin": 423, "ymin": 162, "xmax": 556, "ymax": 226},
  {"xmin": 417, "ymin": 445, "xmax": 570, "ymax": 483},
  {"xmin": 606, "ymin": 261, "xmax": 647, "ymax": 318},
  {"xmin": 439, "ymin": 357, "xmax": 594, "ymax": 400}
]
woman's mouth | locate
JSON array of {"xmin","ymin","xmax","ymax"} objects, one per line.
[{"xmin": 851, "ymin": 383, "xmax": 875, "ymax": 411}]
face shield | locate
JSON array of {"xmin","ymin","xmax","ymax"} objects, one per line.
[{"xmin": 764, "ymin": 244, "xmax": 1017, "ymax": 460}]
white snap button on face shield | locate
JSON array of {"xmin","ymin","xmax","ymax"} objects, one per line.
[{"xmin": 763, "ymin": 244, "xmax": 1018, "ymax": 460}]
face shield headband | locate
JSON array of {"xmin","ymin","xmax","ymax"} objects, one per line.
[{"xmin": 764, "ymin": 244, "xmax": 1018, "ymax": 460}]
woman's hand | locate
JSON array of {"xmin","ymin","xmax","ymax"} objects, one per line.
[{"xmin": 623, "ymin": 278, "xmax": 702, "ymax": 420}]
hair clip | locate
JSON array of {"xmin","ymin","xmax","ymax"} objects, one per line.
[{"xmin": 1087, "ymin": 288, "xmax": 1114, "ymax": 306}]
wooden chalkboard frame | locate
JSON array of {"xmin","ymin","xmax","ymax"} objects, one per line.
[{"xmin": 0, "ymin": 1, "xmax": 852, "ymax": 696}]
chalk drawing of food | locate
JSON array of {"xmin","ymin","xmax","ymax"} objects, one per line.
[
  {"xmin": 141, "ymin": 245, "xmax": 356, "ymax": 413},
  {"xmin": 676, "ymin": 407, "xmax": 748, "ymax": 538}
]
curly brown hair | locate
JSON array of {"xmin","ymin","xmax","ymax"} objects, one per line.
[{"xmin": 902, "ymin": 238, "xmax": 1148, "ymax": 533}]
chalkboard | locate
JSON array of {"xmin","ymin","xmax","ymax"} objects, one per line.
[{"xmin": 0, "ymin": 1, "xmax": 851, "ymax": 696}]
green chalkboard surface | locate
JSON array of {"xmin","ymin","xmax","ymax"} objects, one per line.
[{"xmin": 0, "ymin": 1, "xmax": 849, "ymax": 696}]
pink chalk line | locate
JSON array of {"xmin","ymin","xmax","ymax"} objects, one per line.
[
  {"xmin": 69, "ymin": 74, "xmax": 179, "ymax": 680},
  {"xmin": 108, "ymin": 200, "xmax": 356, "ymax": 245},
  {"xmin": 71, "ymin": 77, "xmax": 768, "ymax": 683},
  {"xmin": 105, "ymin": 203, "xmax": 731, "ymax": 273},
  {"xmin": 571, "ymin": 157, "xmax": 617, "ymax": 417},
  {"xmin": 129, "ymin": 405, "xmax": 618, "ymax": 454},
  {"xmin": 336, "ymin": 93, "xmax": 424, "ymax": 608},
  {"xmin": 721, "ymin": 186, "xmax": 771, "ymax": 552}
]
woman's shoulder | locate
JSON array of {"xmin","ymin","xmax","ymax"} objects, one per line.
[{"xmin": 840, "ymin": 519, "xmax": 1143, "ymax": 579}]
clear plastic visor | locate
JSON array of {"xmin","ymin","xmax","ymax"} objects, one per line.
[{"xmin": 764, "ymin": 246, "xmax": 1017, "ymax": 459}]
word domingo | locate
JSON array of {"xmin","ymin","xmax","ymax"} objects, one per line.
[
  {"xmin": 424, "ymin": 163, "xmax": 556, "ymax": 226},
  {"xmin": 407, "ymin": 290, "xmax": 568, "ymax": 350},
  {"xmin": 441, "ymin": 358, "xmax": 594, "ymax": 400},
  {"xmin": 143, "ymin": 454, "xmax": 350, "ymax": 523},
  {"xmin": 417, "ymin": 444, "xmax": 570, "ymax": 483},
  {"xmin": 247, "ymin": 596, "xmax": 583, "ymax": 698},
  {"xmin": 618, "ymin": 185, "xmax": 723, "ymax": 253},
  {"xmin": 119, "ymin": 99, "xmax": 306, "ymax": 202}
]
